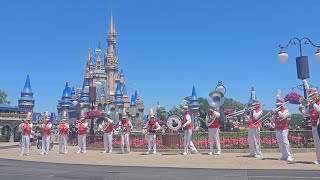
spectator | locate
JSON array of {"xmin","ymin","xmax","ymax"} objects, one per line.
[
  {"xmin": 70, "ymin": 124, "xmax": 78, "ymax": 146},
  {"xmin": 233, "ymin": 119, "xmax": 240, "ymax": 132}
]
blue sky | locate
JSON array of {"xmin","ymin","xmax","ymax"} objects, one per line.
[{"xmin": 0, "ymin": 0, "xmax": 320, "ymax": 114}]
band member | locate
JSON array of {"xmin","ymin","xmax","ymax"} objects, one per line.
[
  {"xmin": 76, "ymin": 116, "xmax": 88, "ymax": 153},
  {"xmin": 57, "ymin": 117, "xmax": 69, "ymax": 154},
  {"xmin": 245, "ymin": 100, "xmax": 263, "ymax": 158},
  {"xmin": 271, "ymin": 99, "xmax": 293, "ymax": 162},
  {"xmin": 206, "ymin": 106, "xmax": 221, "ymax": 155},
  {"xmin": 117, "ymin": 114, "xmax": 133, "ymax": 154},
  {"xmin": 101, "ymin": 116, "xmax": 114, "ymax": 153},
  {"xmin": 182, "ymin": 105, "xmax": 198, "ymax": 155},
  {"xmin": 19, "ymin": 117, "xmax": 33, "ymax": 156},
  {"xmin": 299, "ymin": 88, "xmax": 320, "ymax": 164},
  {"xmin": 145, "ymin": 111, "xmax": 161, "ymax": 154},
  {"xmin": 41, "ymin": 117, "xmax": 52, "ymax": 155}
]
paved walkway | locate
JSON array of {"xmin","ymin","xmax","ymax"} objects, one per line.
[{"xmin": 0, "ymin": 143, "xmax": 319, "ymax": 170}]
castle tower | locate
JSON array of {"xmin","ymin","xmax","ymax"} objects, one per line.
[
  {"xmin": 248, "ymin": 86, "xmax": 257, "ymax": 107},
  {"xmin": 104, "ymin": 13, "xmax": 118, "ymax": 97},
  {"xmin": 85, "ymin": 48, "xmax": 91, "ymax": 73},
  {"xmin": 18, "ymin": 75, "xmax": 35, "ymax": 111}
]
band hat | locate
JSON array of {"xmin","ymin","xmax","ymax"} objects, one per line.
[
  {"xmin": 122, "ymin": 114, "xmax": 127, "ymax": 119},
  {"xmin": 276, "ymin": 99, "xmax": 285, "ymax": 106},
  {"xmin": 46, "ymin": 117, "xmax": 50, "ymax": 121},
  {"xmin": 149, "ymin": 108, "xmax": 155, "ymax": 118},
  {"xmin": 62, "ymin": 117, "xmax": 67, "ymax": 121},
  {"xmin": 308, "ymin": 88, "xmax": 318, "ymax": 98},
  {"xmin": 252, "ymin": 100, "xmax": 261, "ymax": 106},
  {"xmin": 80, "ymin": 116, "xmax": 86, "ymax": 120}
]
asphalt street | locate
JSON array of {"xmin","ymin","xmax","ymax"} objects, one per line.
[{"xmin": 0, "ymin": 158, "xmax": 319, "ymax": 180}]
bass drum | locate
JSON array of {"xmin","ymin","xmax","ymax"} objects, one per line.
[{"xmin": 166, "ymin": 115, "xmax": 182, "ymax": 131}]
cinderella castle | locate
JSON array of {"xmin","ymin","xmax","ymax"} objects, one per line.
[{"xmin": 57, "ymin": 14, "xmax": 145, "ymax": 129}]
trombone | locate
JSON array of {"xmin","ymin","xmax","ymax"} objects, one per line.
[{"xmin": 225, "ymin": 106, "xmax": 258, "ymax": 119}]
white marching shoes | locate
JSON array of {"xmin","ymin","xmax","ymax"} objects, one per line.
[
  {"xmin": 208, "ymin": 152, "xmax": 213, "ymax": 155},
  {"xmin": 286, "ymin": 156, "xmax": 293, "ymax": 162}
]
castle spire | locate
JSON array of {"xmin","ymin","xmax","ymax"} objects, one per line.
[
  {"xmin": 108, "ymin": 13, "xmax": 115, "ymax": 35},
  {"xmin": 18, "ymin": 75, "xmax": 35, "ymax": 110}
]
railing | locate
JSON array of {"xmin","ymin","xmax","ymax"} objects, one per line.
[
  {"xmin": 85, "ymin": 130, "xmax": 314, "ymax": 149},
  {"xmin": 0, "ymin": 113, "xmax": 26, "ymax": 120}
]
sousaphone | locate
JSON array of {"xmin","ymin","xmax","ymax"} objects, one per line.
[{"xmin": 208, "ymin": 81, "xmax": 226, "ymax": 108}]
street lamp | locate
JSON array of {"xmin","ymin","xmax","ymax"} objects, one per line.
[
  {"xmin": 72, "ymin": 100, "xmax": 84, "ymax": 120},
  {"xmin": 278, "ymin": 37, "xmax": 320, "ymax": 129},
  {"xmin": 278, "ymin": 37, "xmax": 320, "ymax": 96}
]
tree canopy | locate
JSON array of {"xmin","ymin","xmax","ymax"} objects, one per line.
[{"xmin": 0, "ymin": 90, "xmax": 10, "ymax": 104}]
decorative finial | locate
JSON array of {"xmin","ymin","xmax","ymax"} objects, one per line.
[{"xmin": 276, "ymin": 89, "xmax": 281, "ymax": 99}]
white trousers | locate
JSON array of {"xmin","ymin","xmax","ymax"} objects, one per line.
[
  {"xmin": 78, "ymin": 134, "xmax": 86, "ymax": 151},
  {"xmin": 21, "ymin": 135, "xmax": 30, "ymax": 155},
  {"xmin": 58, "ymin": 135, "xmax": 68, "ymax": 153},
  {"xmin": 208, "ymin": 128, "xmax": 221, "ymax": 153},
  {"xmin": 147, "ymin": 134, "xmax": 156, "ymax": 153},
  {"xmin": 275, "ymin": 130, "xmax": 292, "ymax": 158},
  {"xmin": 103, "ymin": 132, "xmax": 113, "ymax": 151},
  {"xmin": 184, "ymin": 129, "xmax": 197, "ymax": 153},
  {"xmin": 248, "ymin": 128, "xmax": 262, "ymax": 156},
  {"xmin": 312, "ymin": 127, "xmax": 320, "ymax": 161},
  {"xmin": 120, "ymin": 134, "xmax": 130, "ymax": 152},
  {"xmin": 42, "ymin": 136, "xmax": 50, "ymax": 154}
]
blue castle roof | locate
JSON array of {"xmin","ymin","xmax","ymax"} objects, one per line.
[
  {"xmin": 71, "ymin": 86, "xmax": 75, "ymax": 95},
  {"xmin": 113, "ymin": 80, "xmax": 124, "ymax": 104},
  {"xmin": 81, "ymin": 78, "xmax": 88, "ymax": 94},
  {"xmin": 0, "ymin": 104, "xmax": 28, "ymax": 111},
  {"xmin": 21, "ymin": 75, "xmax": 33, "ymax": 94},
  {"xmin": 130, "ymin": 94, "xmax": 136, "ymax": 106},
  {"xmin": 122, "ymin": 83, "xmax": 128, "ymax": 95},
  {"xmin": 62, "ymin": 82, "xmax": 72, "ymax": 99},
  {"xmin": 134, "ymin": 90, "xmax": 138, "ymax": 99},
  {"xmin": 115, "ymin": 80, "xmax": 123, "ymax": 96},
  {"xmin": 119, "ymin": 69, "xmax": 124, "ymax": 77},
  {"xmin": 190, "ymin": 85, "xmax": 198, "ymax": 101}
]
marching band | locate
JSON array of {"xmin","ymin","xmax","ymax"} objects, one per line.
[
  {"xmin": 206, "ymin": 106, "xmax": 221, "ymax": 155},
  {"xmin": 271, "ymin": 98, "xmax": 293, "ymax": 162},
  {"xmin": 19, "ymin": 113, "xmax": 33, "ymax": 156},
  {"xmin": 101, "ymin": 116, "xmax": 114, "ymax": 153},
  {"xmin": 41, "ymin": 117, "xmax": 52, "ymax": 155},
  {"xmin": 76, "ymin": 116, "xmax": 88, "ymax": 154},
  {"xmin": 16, "ymin": 86, "xmax": 320, "ymax": 166},
  {"xmin": 145, "ymin": 110, "xmax": 161, "ymax": 154},
  {"xmin": 182, "ymin": 105, "xmax": 198, "ymax": 155},
  {"xmin": 245, "ymin": 100, "xmax": 263, "ymax": 158},
  {"xmin": 117, "ymin": 114, "xmax": 133, "ymax": 154},
  {"xmin": 57, "ymin": 117, "xmax": 69, "ymax": 154}
]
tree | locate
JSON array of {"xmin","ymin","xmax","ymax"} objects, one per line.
[
  {"xmin": 156, "ymin": 106, "xmax": 168, "ymax": 122},
  {"xmin": 168, "ymin": 106, "xmax": 181, "ymax": 116},
  {"xmin": 0, "ymin": 90, "xmax": 10, "ymax": 104},
  {"xmin": 289, "ymin": 113, "xmax": 304, "ymax": 129}
]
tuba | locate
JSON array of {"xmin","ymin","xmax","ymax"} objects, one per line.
[{"xmin": 207, "ymin": 81, "xmax": 226, "ymax": 108}]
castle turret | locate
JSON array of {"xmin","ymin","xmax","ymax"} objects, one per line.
[
  {"xmin": 189, "ymin": 86, "xmax": 200, "ymax": 110},
  {"xmin": 60, "ymin": 82, "xmax": 72, "ymax": 109},
  {"xmin": 18, "ymin": 75, "xmax": 35, "ymax": 111}
]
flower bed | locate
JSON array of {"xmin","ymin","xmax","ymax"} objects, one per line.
[{"xmin": 86, "ymin": 130, "xmax": 314, "ymax": 149}]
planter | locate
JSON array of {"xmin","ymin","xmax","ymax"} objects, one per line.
[{"xmin": 162, "ymin": 134, "xmax": 180, "ymax": 148}]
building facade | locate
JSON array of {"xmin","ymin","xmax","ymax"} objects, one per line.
[{"xmin": 0, "ymin": 75, "xmax": 36, "ymax": 142}]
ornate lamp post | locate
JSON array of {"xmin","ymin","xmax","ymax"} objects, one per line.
[{"xmin": 278, "ymin": 37, "xmax": 320, "ymax": 129}]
